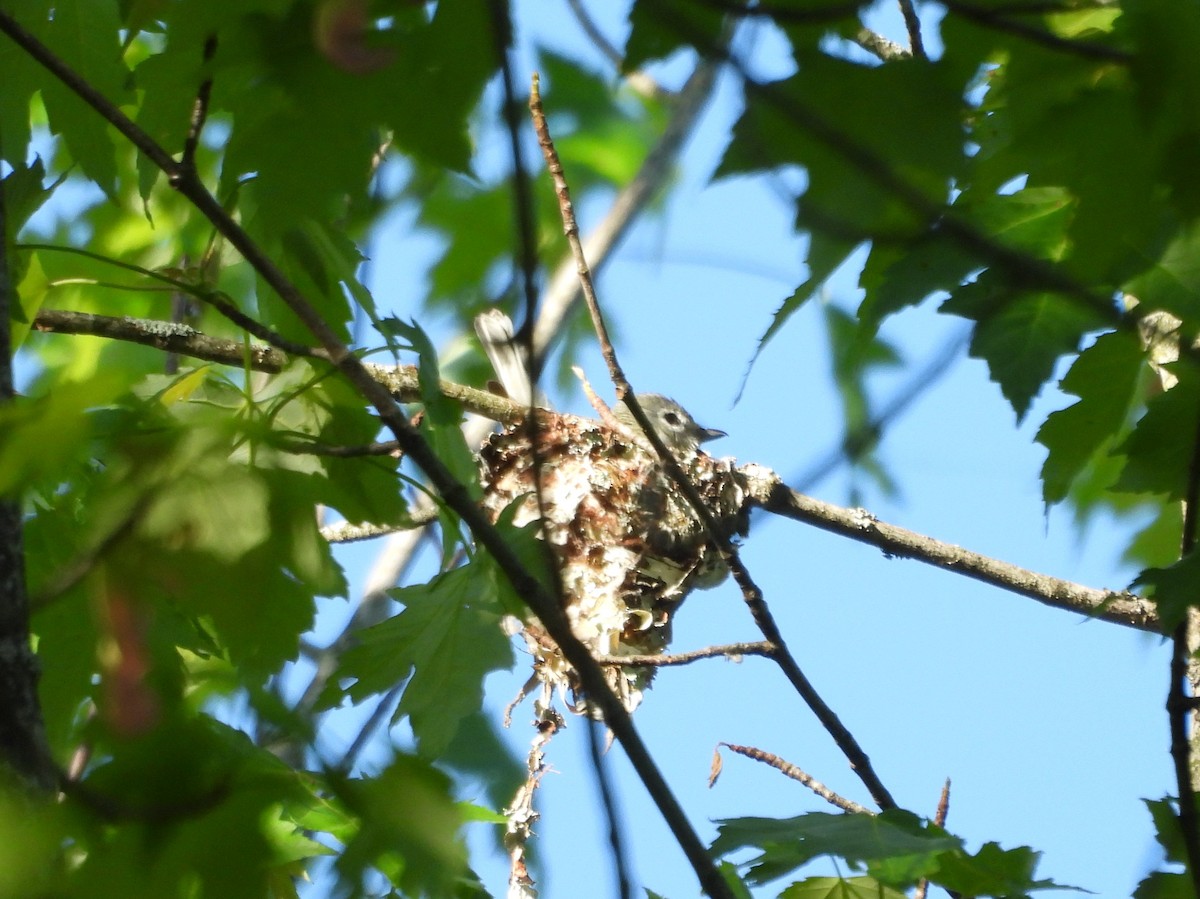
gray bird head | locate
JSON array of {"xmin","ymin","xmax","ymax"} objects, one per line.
[{"xmin": 614, "ymin": 394, "xmax": 725, "ymax": 457}]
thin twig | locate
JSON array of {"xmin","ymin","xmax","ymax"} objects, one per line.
[
  {"xmin": 504, "ymin": 701, "xmax": 562, "ymax": 899},
  {"xmin": 792, "ymin": 328, "xmax": 969, "ymax": 491},
  {"xmin": 180, "ymin": 35, "xmax": 217, "ymax": 171},
  {"xmin": 586, "ymin": 718, "xmax": 634, "ymax": 899},
  {"xmin": 896, "ymin": 0, "xmax": 927, "ymax": 59},
  {"xmin": 530, "ymin": 73, "xmax": 897, "ymax": 812},
  {"xmin": 596, "ymin": 641, "xmax": 774, "ymax": 667},
  {"xmin": 564, "ymin": 0, "xmax": 623, "ymax": 70},
  {"xmin": 496, "ymin": 11, "xmax": 635, "ymax": 884},
  {"xmin": 531, "ymin": 56, "xmax": 721, "ymax": 362},
  {"xmin": 338, "ymin": 684, "xmax": 402, "ymax": 772},
  {"xmin": 32, "ymin": 308, "xmax": 528, "ymax": 423},
  {"xmin": 18, "ymin": 241, "xmax": 320, "ymax": 357},
  {"xmin": 717, "ymin": 743, "xmax": 870, "ymax": 814},
  {"xmin": 915, "ymin": 778, "xmax": 952, "ymax": 899}
]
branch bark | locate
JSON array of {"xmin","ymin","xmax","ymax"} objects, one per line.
[
  {"xmin": 745, "ymin": 465, "xmax": 1159, "ymax": 632},
  {"xmin": 0, "ymin": 165, "xmax": 55, "ymax": 791}
]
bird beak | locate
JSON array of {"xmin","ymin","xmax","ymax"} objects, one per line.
[{"xmin": 699, "ymin": 426, "xmax": 726, "ymax": 443}]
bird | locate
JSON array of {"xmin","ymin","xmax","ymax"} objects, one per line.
[
  {"xmin": 613, "ymin": 393, "xmax": 726, "ymax": 459},
  {"xmin": 474, "ymin": 308, "xmax": 725, "ymax": 458}
]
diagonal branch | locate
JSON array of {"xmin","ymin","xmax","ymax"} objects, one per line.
[
  {"xmin": 531, "ymin": 54, "xmax": 721, "ymax": 363},
  {"xmin": 745, "ymin": 465, "xmax": 1159, "ymax": 632}
]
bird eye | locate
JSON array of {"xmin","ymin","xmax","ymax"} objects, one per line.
[{"xmin": 662, "ymin": 411, "xmax": 681, "ymax": 427}]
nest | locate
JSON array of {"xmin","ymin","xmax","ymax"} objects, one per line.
[{"xmin": 479, "ymin": 410, "xmax": 749, "ymax": 716}]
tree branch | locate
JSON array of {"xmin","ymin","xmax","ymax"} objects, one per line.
[
  {"xmin": 852, "ymin": 28, "xmax": 912, "ymax": 62},
  {"xmin": 531, "ymin": 54, "xmax": 721, "ymax": 363},
  {"xmin": 596, "ymin": 641, "xmax": 775, "ymax": 667},
  {"xmin": 0, "ymin": 165, "xmax": 55, "ymax": 791},
  {"xmin": 716, "ymin": 743, "xmax": 870, "ymax": 814},
  {"xmin": 32, "ymin": 308, "xmax": 525, "ymax": 423},
  {"xmin": 744, "ymin": 465, "xmax": 1160, "ymax": 632},
  {"xmin": 896, "ymin": 0, "xmax": 927, "ymax": 60},
  {"xmin": 1169, "ymin": 401, "xmax": 1200, "ymax": 890}
]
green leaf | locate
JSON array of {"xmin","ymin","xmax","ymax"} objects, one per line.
[
  {"xmin": 133, "ymin": 45, "xmax": 210, "ymax": 201},
  {"xmin": 380, "ymin": 318, "xmax": 479, "ymax": 561},
  {"xmin": 0, "ymin": 373, "xmax": 128, "ymax": 497},
  {"xmin": 753, "ymin": 230, "xmax": 859, "ymax": 358},
  {"xmin": 0, "ymin": 787, "xmax": 64, "ymax": 897},
  {"xmin": 941, "ymin": 277, "xmax": 1102, "ymax": 420},
  {"xmin": 334, "ymin": 754, "xmax": 469, "ymax": 897},
  {"xmin": 441, "ymin": 711, "xmax": 524, "ymax": 816},
  {"xmin": 1134, "ymin": 872, "xmax": 1194, "ymax": 899},
  {"xmin": 1125, "ymin": 502, "xmax": 1184, "ymax": 569},
  {"xmin": 1113, "ymin": 363, "xmax": 1200, "ymax": 500},
  {"xmin": 0, "ymin": 18, "xmax": 42, "ymax": 166},
  {"xmin": 73, "ymin": 719, "xmax": 293, "ymax": 899},
  {"xmin": 718, "ymin": 56, "xmax": 964, "ymax": 240},
  {"xmin": 624, "ymin": 0, "xmax": 726, "ymax": 71},
  {"xmin": 1124, "ymin": 220, "xmax": 1200, "ymax": 324},
  {"xmin": 712, "ymin": 810, "xmax": 960, "ymax": 886},
  {"xmin": 318, "ymin": 563, "xmax": 513, "ymax": 756},
  {"xmin": 1145, "ymin": 797, "xmax": 1190, "ymax": 865},
  {"xmin": 859, "ymin": 234, "xmax": 980, "ymax": 328},
  {"xmin": 1134, "ymin": 551, "xmax": 1200, "ymax": 633},
  {"xmin": 861, "ymin": 186, "xmax": 1076, "ymax": 330},
  {"xmin": 1125, "ymin": 0, "xmax": 1200, "ymax": 220},
  {"xmin": 1036, "ymin": 329, "xmax": 1145, "ymax": 505},
  {"xmin": 931, "ymin": 842, "xmax": 1065, "ymax": 898},
  {"xmin": 780, "ymin": 876, "xmax": 908, "ymax": 899},
  {"xmin": 38, "ymin": 0, "xmax": 128, "ymax": 197},
  {"xmin": 947, "ymin": 10, "xmax": 1159, "ymax": 286}
]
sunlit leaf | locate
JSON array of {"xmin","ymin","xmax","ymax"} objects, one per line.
[
  {"xmin": 317, "ymin": 562, "xmax": 513, "ymax": 756},
  {"xmin": 1037, "ymin": 329, "xmax": 1145, "ymax": 505}
]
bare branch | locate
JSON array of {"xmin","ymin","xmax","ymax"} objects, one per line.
[
  {"xmin": 596, "ymin": 642, "xmax": 774, "ymax": 667},
  {"xmin": 180, "ymin": 35, "xmax": 217, "ymax": 171},
  {"xmin": 896, "ymin": 0, "xmax": 927, "ymax": 59},
  {"xmin": 717, "ymin": 743, "xmax": 870, "ymax": 814},
  {"xmin": 743, "ymin": 464, "xmax": 1160, "ymax": 632},
  {"xmin": 32, "ymin": 308, "xmax": 526, "ymax": 423},
  {"xmin": 320, "ymin": 508, "xmax": 438, "ymax": 544},
  {"xmin": 532, "ymin": 55, "xmax": 721, "ymax": 362},
  {"xmin": 852, "ymin": 28, "xmax": 912, "ymax": 61},
  {"xmin": 1169, "ymin": 404, "xmax": 1200, "ymax": 888}
]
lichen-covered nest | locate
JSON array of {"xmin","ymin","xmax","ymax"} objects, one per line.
[{"xmin": 479, "ymin": 410, "xmax": 749, "ymax": 716}]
